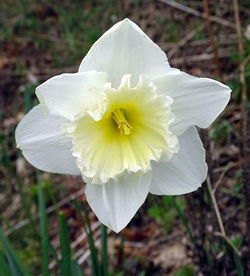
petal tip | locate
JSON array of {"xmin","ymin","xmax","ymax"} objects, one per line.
[
  {"xmin": 122, "ymin": 18, "xmax": 130, "ymax": 22},
  {"xmin": 120, "ymin": 18, "xmax": 134, "ymax": 25}
]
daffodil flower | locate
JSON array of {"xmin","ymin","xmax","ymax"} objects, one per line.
[{"xmin": 16, "ymin": 19, "xmax": 231, "ymax": 232}]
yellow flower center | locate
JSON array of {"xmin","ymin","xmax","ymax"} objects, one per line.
[
  {"xmin": 112, "ymin": 108, "xmax": 132, "ymax": 135},
  {"xmin": 65, "ymin": 75, "xmax": 179, "ymax": 184}
]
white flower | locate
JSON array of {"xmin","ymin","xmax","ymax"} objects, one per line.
[{"xmin": 15, "ymin": 19, "xmax": 231, "ymax": 232}]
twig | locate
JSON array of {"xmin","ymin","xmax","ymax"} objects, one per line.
[
  {"xmin": 5, "ymin": 189, "xmax": 84, "ymax": 236},
  {"xmin": 77, "ymin": 228, "xmax": 111, "ymax": 265},
  {"xmin": 212, "ymin": 162, "xmax": 236, "ymax": 194},
  {"xmin": 170, "ymin": 48, "xmax": 231, "ymax": 65},
  {"xmin": 207, "ymin": 176, "xmax": 226, "ymax": 236},
  {"xmin": 158, "ymin": 0, "xmax": 235, "ymax": 29},
  {"xmin": 160, "ymin": 7, "xmax": 229, "ymax": 59},
  {"xmin": 224, "ymin": 55, "xmax": 250, "ymax": 82},
  {"xmin": 168, "ymin": 23, "xmax": 207, "ymax": 58},
  {"xmin": 241, "ymin": 54, "xmax": 250, "ymax": 68},
  {"xmin": 189, "ymin": 34, "xmax": 237, "ymax": 47},
  {"xmin": 214, "ymin": 232, "xmax": 241, "ymax": 257},
  {"xmin": 48, "ymin": 221, "xmax": 101, "ymax": 271},
  {"xmin": 160, "ymin": 33, "xmax": 237, "ymax": 51},
  {"xmin": 203, "ymin": 0, "xmax": 221, "ymax": 78},
  {"xmin": 207, "ymin": 175, "xmax": 242, "ymax": 260},
  {"xmin": 71, "ymin": 221, "xmax": 101, "ymax": 249}
]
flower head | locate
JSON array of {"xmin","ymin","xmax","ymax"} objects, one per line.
[{"xmin": 16, "ymin": 19, "xmax": 231, "ymax": 232}]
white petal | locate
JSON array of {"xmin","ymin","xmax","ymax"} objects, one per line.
[
  {"xmin": 15, "ymin": 105, "xmax": 80, "ymax": 175},
  {"xmin": 36, "ymin": 71, "xmax": 107, "ymax": 120},
  {"xmin": 150, "ymin": 126, "xmax": 207, "ymax": 195},
  {"xmin": 79, "ymin": 18, "xmax": 170, "ymax": 88},
  {"xmin": 85, "ymin": 171, "xmax": 152, "ymax": 232},
  {"xmin": 153, "ymin": 70, "xmax": 231, "ymax": 135}
]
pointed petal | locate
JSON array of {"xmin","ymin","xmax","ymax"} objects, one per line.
[
  {"xmin": 79, "ymin": 19, "xmax": 170, "ymax": 88},
  {"xmin": 150, "ymin": 126, "xmax": 207, "ymax": 195},
  {"xmin": 15, "ymin": 105, "xmax": 80, "ymax": 175},
  {"xmin": 85, "ymin": 171, "xmax": 152, "ymax": 232},
  {"xmin": 154, "ymin": 70, "xmax": 231, "ymax": 135},
  {"xmin": 36, "ymin": 71, "xmax": 107, "ymax": 120}
]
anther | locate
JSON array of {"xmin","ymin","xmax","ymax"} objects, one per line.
[{"xmin": 112, "ymin": 108, "xmax": 132, "ymax": 135}]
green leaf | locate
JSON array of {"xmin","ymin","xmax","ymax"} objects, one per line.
[
  {"xmin": 175, "ymin": 265, "xmax": 195, "ymax": 276},
  {"xmin": 101, "ymin": 224, "xmax": 108, "ymax": 276},
  {"xmin": 173, "ymin": 197, "xmax": 197, "ymax": 249},
  {"xmin": 232, "ymin": 252, "xmax": 244, "ymax": 276},
  {"xmin": 0, "ymin": 230, "xmax": 30, "ymax": 276},
  {"xmin": 223, "ymin": 238, "xmax": 245, "ymax": 276},
  {"xmin": 59, "ymin": 212, "xmax": 72, "ymax": 276},
  {"xmin": 72, "ymin": 200, "xmax": 102, "ymax": 276},
  {"xmin": 71, "ymin": 259, "xmax": 84, "ymax": 276},
  {"xmin": 38, "ymin": 177, "xmax": 50, "ymax": 276},
  {"xmin": 0, "ymin": 251, "xmax": 12, "ymax": 276},
  {"xmin": 23, "ymin": 83, "xmax": 36, "ymax": 113}
]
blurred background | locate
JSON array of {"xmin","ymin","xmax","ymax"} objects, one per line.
[{"xmin": 0, "ymin": 0, "xmax": 250, "ymax": 275}]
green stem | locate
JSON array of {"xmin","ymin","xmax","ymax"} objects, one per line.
[
  {"xmin": 3, "ymin": 142, "xmax": 37, "ymax": 236},
  {"xmin": 38, "ymin": 173, "xmax": 50, "ymax": 276},
  {"xmin": 172, "ymin": 197, "xmax": 197, "ymax": 249},
  {"xmin": 72, "ymin": 200, "xmax": 102, "ymax": 276},
  {"xmin": 101, "ymin": 224, "xmax": 108, "ymax": 276}
]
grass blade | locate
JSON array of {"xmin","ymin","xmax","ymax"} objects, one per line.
[
  {"xmin": 48, "ymin": 242, "xmax": 61, "ymax": 269},
  {"xmin": 0, "ymin": 251, "xmax": 12, "ymax": 276},
  {"xmin": 73, "ymin": 200, "xmax": 102, "ymax": 276},
  {"xmin": 0, "ymin": 230, "xmax": 30, "ymax": 276},
  {"xmin": 172, "ymin": 197, "xmax": 197, "ymax": 248},
  {"xmin": 23, "ymin": 83, "xmax": 35, "ymax": 113},
  {"xmin": 101, "ymin": 224, "xmax": 108, "ymax": 276},
  {"xmin": 38, "ymin": 176, "xmax": 50, "ymax": 276},
  {"xmin": 222, "ymin": 237, "xmax": 244, "ymax": 276},
  {"xmin": 59, "ymin": 212, "xmax": 72, "ymax": 276},
  {"xmin": 71, "ymin": 259, "xmax": 84, "ymax": 276},
  {"xmin": 3, "ymin": 142, "xmax": 37, "ymax": 236},
  {"xmin": 233, "ymin": 252, "xmax": 244, "ymax": 276}
]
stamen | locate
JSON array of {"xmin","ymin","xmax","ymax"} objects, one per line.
[{"xmin": 112, "ymin": 108, "xmax": 132, "ymax": 135}]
